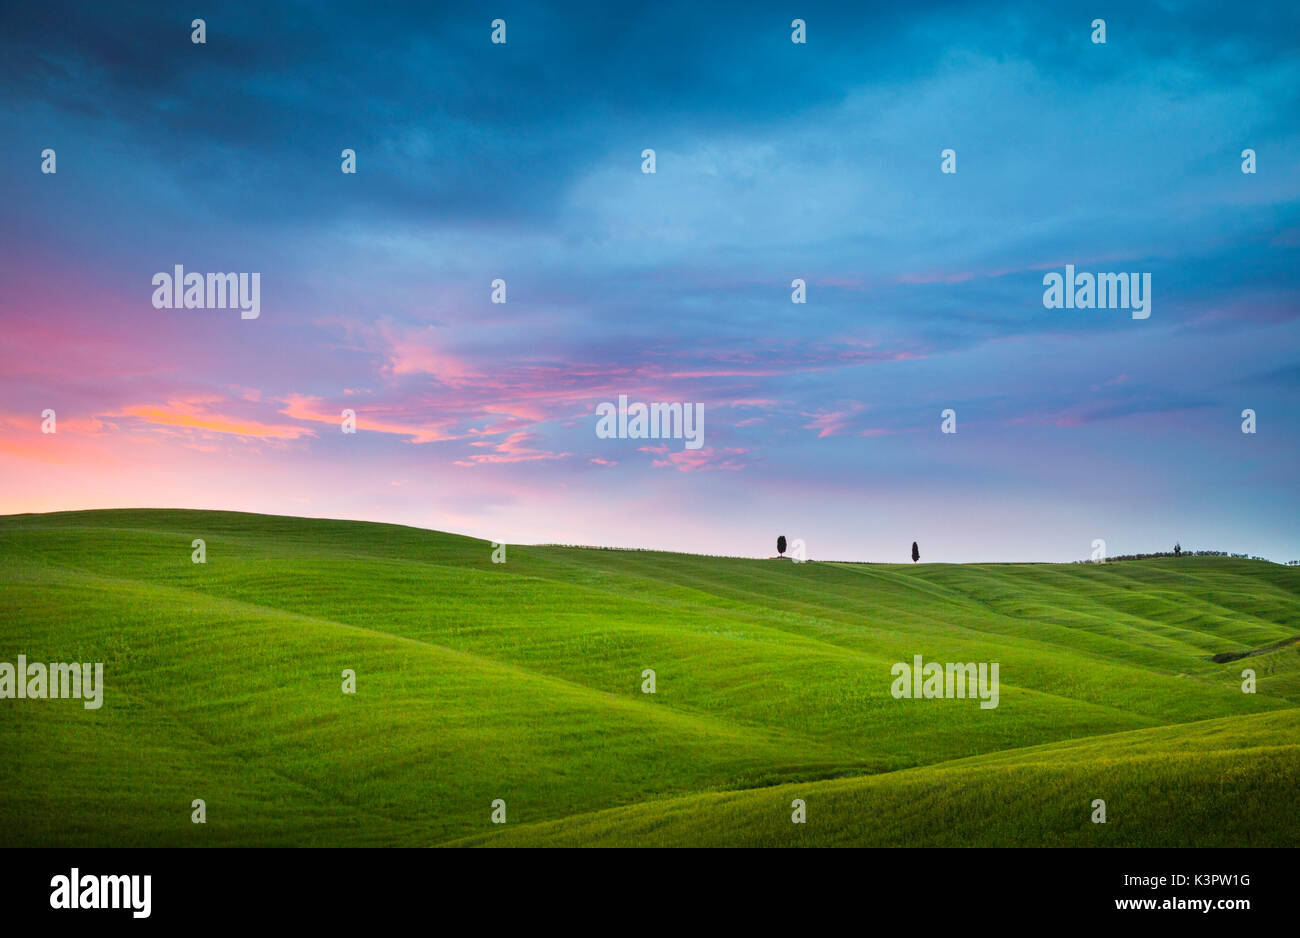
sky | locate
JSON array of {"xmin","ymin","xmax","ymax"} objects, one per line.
[{"xmin": 1, "ymin": 0, "xmax": 1297, "ymax": 562}]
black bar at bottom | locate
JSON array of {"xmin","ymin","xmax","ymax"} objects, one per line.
[{"xmin": 1, "ymin": 847, "xmax": 1288, "ymax": 926}]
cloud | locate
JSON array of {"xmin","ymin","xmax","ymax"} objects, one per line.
[
  {"xmin": 454, "ymin": 431, "xmax": 569, "ymax": 466},
  {"xmin": 280, "ymin": 393, "xmax": 458, "ymax": 444},
  {"xmin": 646, "ymin": 446, "xmax": 749, "ymax": 472},
  {"xmin": 122, "ymin": 398, "xmax": 317, "ymax": 440}
]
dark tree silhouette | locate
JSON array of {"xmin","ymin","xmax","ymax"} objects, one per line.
[
  {"xmin": 911, "ymin": 541, "xmax": 920, "ymax": 563},
  {"xmin": 1174, "ymin": 542, "xmax": 1182, "ymax": 556},
  {"xmin": 777, "ymin": 535, "xmax": 787, "ymax": 557}
]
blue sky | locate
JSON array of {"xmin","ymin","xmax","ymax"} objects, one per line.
[{"xmin": 1, "ymin": 0, "xmax": 1298, "ymax": 561}]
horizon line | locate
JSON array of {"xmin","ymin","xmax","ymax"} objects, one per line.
[{"xmin": 2, "ymin": 506, "xmax": 1292, "ymax": 567}]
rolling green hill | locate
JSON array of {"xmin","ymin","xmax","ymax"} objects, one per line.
[{"xmin": 1, "ymin": 509, "xmax": 1296, "ymax": 847}]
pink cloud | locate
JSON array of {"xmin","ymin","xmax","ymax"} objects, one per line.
[
  {"xmin": 280, "ymin": 394, "xmax": 458, "ymax": 443},
  {"xmin": 802, "ymin": 405, "xmax": 866, "ymax": 438},
  {"xmin": 120, "ymin": 397, "xmax": 317, "ymax": 441},
  {"xmin": 649, "ymin": 446, "xmax": 749, "ymax": 472},
  {"xmin": 455, "ymin": 431, "xmax": 569, "ymax": 466}
]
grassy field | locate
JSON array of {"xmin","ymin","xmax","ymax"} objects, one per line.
[{"xmin": 1, "ymin": 508, "xmax": 1296, "ymax": 847}]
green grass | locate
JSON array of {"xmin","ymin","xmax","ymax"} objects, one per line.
[{"xmin": 1, "ymin": 508, "xmax": 1296, "ymax": 847}]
